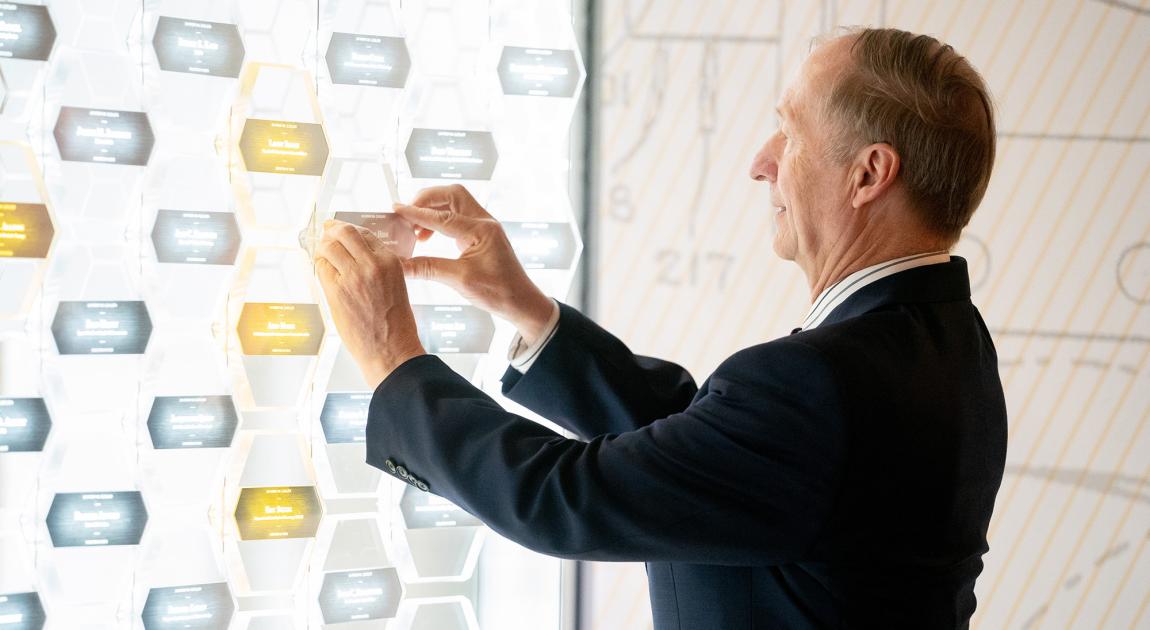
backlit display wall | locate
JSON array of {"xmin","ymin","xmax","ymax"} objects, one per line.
[{"xmin": 0, "ymin": 1, "xmax": 584, "ymax": 628}]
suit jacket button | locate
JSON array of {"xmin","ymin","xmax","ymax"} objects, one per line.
[
  {"xmin": 415, "ymin": 480, "xmax": 429, "ymax": 492},
  {"xmin": 395, "ymin": 465, "xmax": 409, "ymax": 479},
  {"xmin": 384, "ymin": 459, "xmax": 397, "ymax": 474}
]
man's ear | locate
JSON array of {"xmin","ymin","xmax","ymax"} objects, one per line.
[{"xmin": 850, "ymin": 143, "xmax": 900, "ymax": 209}]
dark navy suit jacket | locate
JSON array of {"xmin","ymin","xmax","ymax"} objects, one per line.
[{"xmin": 366, "ymin": 257, "xmax": 1007, "ymax": 628}]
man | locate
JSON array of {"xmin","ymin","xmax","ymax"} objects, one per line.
[{"xmin": 314, "ymin": 27, "xmax": 1007, "ymax": 628}]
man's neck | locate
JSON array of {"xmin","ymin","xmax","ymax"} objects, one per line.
[{"xmin": 804, "ymin": 225, "xmax": 946, "ymax": 303}]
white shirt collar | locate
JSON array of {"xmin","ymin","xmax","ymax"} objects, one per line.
[{"xmin": 800, "ymin": 251, "xmax": 951, "ymax": 330}]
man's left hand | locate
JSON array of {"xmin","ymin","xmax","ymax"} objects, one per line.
[{"xmin": 314, "ymin": 219, "xmax": 425, "ymax": 388}]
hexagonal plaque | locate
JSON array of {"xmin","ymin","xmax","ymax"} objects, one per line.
[
  {"xmin": 497, "ymin": 46, "xmax": 581, "ymax": 98},
  {"xmin": 0, "ymin": 3, "xmax": 56, "ymax": 61},
  {"xmin": 325, "ymin": 33, "xmax": 410, "ymax": 88},
  {"xmin": 0, "ymin": 202, "xmax": 54, "ymax": 259},
  {"xmin": 234, "ymin": 486, "xmax": 322, "ymax": 541},
  {"xmin": 329, "ymin": 212, "xmax": 415, "ymax": 257},
  {"xmin": 151, "ymin": 210, "xmax": 241, "ymax": 265},
  {"xmin": 303, "ymin": 214, "xmax": 402, "ymax": 259},
  {"xmin": 318, "ymin": 567, "xmax": 402, "ymax": 624},
  {"xmin": 147, "ymin": 395, "xmax": 238, "ymax": 450},
  {"xmin": 46, "ymin": 491, "xmax": 148, "ymax": 547},
  {"xmin": 153, "ymin": 16, "xmax": 245, "ymax": 78},
  {"xmin": 405, "ymin": 129, "xmax": 497, "ymax": 180},
  {"xmin": 0, "ymin": 396, "xmax": 51, "ymax": 453},
  {"xmin": 51, "ymin": 300, "xmax": 153, "ymax": 355},
  {"xmin": 236, "ymin": 302, "xmax": 324, "ymax": 356},
  {"xmin": 238, "ymin": 118, "xmax": 329, "ymax": 176},
  {"xmin": 0, "ymin": 592, "xmax": 45, "ymax": 630},
  {"xmin": 141, "ymin": 582, "xmax": 234, "ymax": 629},
  {"xmin": 412, "ymin": 305, "xmax": 495, "ymax": 354},
  {"xmin": 319, "ymin": 392, "xmax": 370, "ymax": 444},
  {"xmin": 503, "ymin": 221, "xmax": 578, "ymax": 270},
  {"xmin": 53, "ymin": 107, "xmax": 154, "ymax": 166}
]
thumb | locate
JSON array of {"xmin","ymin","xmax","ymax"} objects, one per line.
[{"xmin": 402, "ymin": 256, "xmax": 462, "ymax": 286}]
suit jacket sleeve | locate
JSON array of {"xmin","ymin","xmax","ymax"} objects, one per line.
[
  {"xmin": 366, "ymin": 339, "xmax": 846, "ymax": 565},
  {"xmin": 499, "ymin": 303, "xmax": 699, "ymax": 439}
]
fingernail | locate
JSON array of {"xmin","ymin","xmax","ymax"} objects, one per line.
[{"xmin": 323, "ymin": 219, "xmax": 334, "ymax": 228}]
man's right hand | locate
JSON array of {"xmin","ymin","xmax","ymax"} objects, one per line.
[{"xmin": 394, "ymin": 184, "xmax": 557, "ymax": 347}]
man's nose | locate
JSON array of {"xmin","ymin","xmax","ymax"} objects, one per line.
[{"xmin": 749, "ymin": 141, "xmax": 777, "ymax": 182}]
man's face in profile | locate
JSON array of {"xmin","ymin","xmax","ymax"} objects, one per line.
[{"xmin": 749, "ymin": 38, "xmax": 855, "ymax": 272}]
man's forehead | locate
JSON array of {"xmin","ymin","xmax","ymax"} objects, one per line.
[{"xmin": 782, "ymin": 44, "xmax": 847, "ymax": 113}]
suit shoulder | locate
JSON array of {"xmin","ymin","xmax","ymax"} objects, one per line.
[
  {"xmin": 712, "ymin": 315, "xmax": 904, "ymax": 394},
  {"xmin": 714, "ymin": 336, "xmax": 838, "ymax": 391}
]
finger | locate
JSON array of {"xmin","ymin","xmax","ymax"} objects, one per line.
[
  {"xmin": 402, "ymin": 255, "xmax": 463, "ymax": 286},
  {"xmin": 392, "ymin": 203, "xmax": 481, "ymax": 240},
  {"xmin": 409, "ymin": 184, "xmax": 489, "ymax": 219},
  {"xmin": 408, "ymin": 184, "xmax": 467, "ymax": 210},
  {"xmin": 323, "ymin": 220, "xmax": 374, "ymax": 262},
  {"xmin": 415, "ymin": 227, "xmax": 434, "ymax": 242},
  {"xmin": 316, "ymin": 237, "xmax": 355, "ymax": 276},
  {"xmin": 407, "ymin": 185, "xmax": 454, "ymax": 208}
]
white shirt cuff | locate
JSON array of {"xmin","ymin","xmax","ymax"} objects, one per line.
[{"xmin": 507, "ymin": 299, "xmax": 561, "ymax": 373}]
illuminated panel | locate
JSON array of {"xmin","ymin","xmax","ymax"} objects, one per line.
[
  {"xmin": 45, "ymin": 491, "xmax": 148, "ymax": 547},
  {"xmin": 151, "ymin": 210, "xmax": 241, "ymax": 265},
  {"xmin": 53, "ymin": 107, "xmax": 154, "ymax": 166},
  {"xmin": 152, "ymin": 17, "xmax": 244, "ymax": 78},
  {"xmin": 412, "ymin": 305, "xmax": 495, "ymax": 354},
  {"xmin": 317, "ymin": 568, "xmax": 402, "ymax": 624},
  {"xmin": 238, "ymin": 119, "xmax": 329, "ymax": 176},
  {"xmin": 0, "ymin": 396, "xmax": 51, "ymax": 453},
  {"xmin": 234, "ymin": 486, "xmax": 322, "ymax": 540},
  {"xmin": 325, "ymin": 33, "xmax": 410, "ymax": 88},
  {"xmin": 0, "ymin": 3, "xmax": 55, "ymax": 61},
  {"xmin": 504, "ymin": 221, "xmax": 577, "ymax": 270},
  {"xmin": 236, "ymin": 303, "xmax": 324, "ymax": 356},
  {"xmin": 496, "ymin": 46, "xmax": 581, "ymax": 98},
  {"xmin": 332, "ymin": 212, "xmax": 415, "ymax": 258},
  {"xmin": 404, "ymin": 129, "xmax": 497, "ymax": 181},
  {"xmin": 0, "ymin": 592, "xmax": 45, "ymax": 630},
  {"xmin": 0, "ymin": 202, "xmax": 54, "ymax": 259},
  {"xmin": 146, "ymin": 395, "xmax": 238, "ymax": 450},
  {"xmin": 141, "ymin": 582, "xmax": 234, "ymax": 630},
  {"xmin": 50, "ymin": 301, "xmax": 153, "ymax": 355},
  {"xmin": 400, "ymin": 486, "xmax": 481, "ymax": 529},
  {"xmin": 318, "ymin": 392, "xmax": 370, "ymax": 444}
]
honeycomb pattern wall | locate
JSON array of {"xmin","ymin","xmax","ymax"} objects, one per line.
[{"xmin": 0, "ymin": 1, "xmax": 584, "ymax": 628}]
